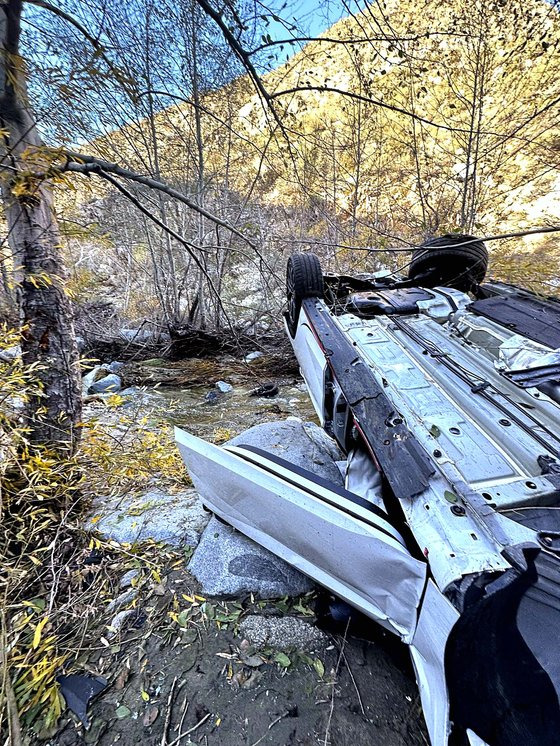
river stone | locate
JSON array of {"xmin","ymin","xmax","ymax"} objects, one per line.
[
  {"xmin": 82, "ymin": 364, "xmax": 106, "ymax": 395},
  {"xmin": 90, "ymin": 373, "xmax": 122, "ymax": 394},
  {"xmin": 86, "ymin": 488, "xmax": 210, "ymax": 546},
  {"xmin": 215, "ymin": 380, "xmax": 233, "ymax": 393},
  {"xmin": 189, "ymin": 516, "xmax": 314, "ymax": 598},
  {"xmin": 227, "ymin": 420, "xmax": 344, "ymax": 485},
  {"xmin": 239, "ymin": 615, "xmax": 328, "ymax": 650},
  {"xmin": 244, "ymin": 351, "xmax": 263, "ymax": 363},
  {"xmin": 107, "ymin": 361, "xmax": 125, "ymax": 374},
  {"xmin": 0, "ymin": 345, "xmax": 21, "ymax": 362}
]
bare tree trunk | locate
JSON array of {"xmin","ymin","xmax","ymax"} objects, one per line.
[
  {"xmin": 0, "ymin": 0, "xmax": 81, "ymax": 452},
  {"xmin": 188, "ymin": 0, "xmax": 207, "ymax": 328}
]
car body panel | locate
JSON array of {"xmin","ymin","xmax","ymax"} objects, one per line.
[
  {"xmin": 410, "ymin": 580, "xmax": 460, "ymax": 746},
  {"xmin": 175, "ymin": 427, "xmax": 427, "ymax": 640}
]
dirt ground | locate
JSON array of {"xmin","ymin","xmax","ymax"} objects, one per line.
[{"xmin": 52, "ymin": 567, "xmax": 427, "ymax": 746}]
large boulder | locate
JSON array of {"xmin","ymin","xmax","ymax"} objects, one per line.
[
  {"xmin": 189, "ymin": 516, "xmax": 314, "ymax": 598},
  {"xmin": 86, "ymin": 488, "xmax": 210, "ymax": 546},
  {"xmin": 227, "ymin": 419, "xmax": 344, "ymax": 485}
]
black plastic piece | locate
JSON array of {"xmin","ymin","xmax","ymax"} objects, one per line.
[
  {"xmin": 446, "ymin": 551, "xmax": 560, "ymax": 745},
  {"xmin": 249, "ymin": 383, "xmax": 279, "ymax": 398},
  {"xmin": 57, "ymin": 674, "xmax": 107, "ymax": 728},
  {"xmin": 301, "ymin": 299, "xmax": 434, "ymax": 499},
  {"xmin": 348, "ymin": 287, "xmax": 434, "ymax": 316}
]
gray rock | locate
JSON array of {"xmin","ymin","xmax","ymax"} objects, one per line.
[
  {"xmin": 90, "ymin": 373, "xmax": 122, "ymax": 394},
  {"xmin": 120, "ymin": 328, "xmax": 152, "ymax": 343},
  {"xmin": 120, "ymin": 387, "xmax": 139, "ymax": 397},
  {"xmin": 119, "ymin": 569, "xmax": 140, "ymax": 589},
  {"xmin": 204, "ymin": 390, "xmax": 221, "ymax": 405},
  {"xmin": 86, "ymin": 488, "xmax": 210, "ymax": 546},
  {"xmin": 82, "ymin": 365, "xmax": 105, "ymax": 395},
  {"xmin": 107, "ymin": 361, "xmax": 125, "ymax": 374},
  {"xmin": 107, "ymin": 609, "xmax": 136, "ymax": 639},
  {"xmin": 119, "ymin": 328, "xmax": 171, "ymax": 344},
  {"xmin": 244, "ymin": 351, "xmax": 263, "ymax": 363},
  {"xmin": 106, "ymin": 588, "xmax": 138, "ymax": 614},
  {"xmin": 188, "ymin": 516, "xmax": 314, "ymax": 598},
  {"xmin": 0, "ymin": 345, "xmax": 21, "ymax": 362},
  {"xmin": 227, "ymin": 420, "xmax": 344, "ymax": 486},
  {"xmin": 215, "ymin": 380, "xmax": 233, "ymax": 393},
  {"xmin": 239, "ymin": 615, "xmax": 328, "ymax": 650}
]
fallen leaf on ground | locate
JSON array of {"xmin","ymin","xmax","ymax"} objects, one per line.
[
  {"xmin": 143, "ymin": 706, "xmax": 159, "ymax": 727},
  {"xmin": 115, "ymin": 667, "xmax": 130, "ymax": 690}
]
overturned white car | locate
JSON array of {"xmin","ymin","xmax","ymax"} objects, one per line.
[{"xmin": 176, "ymin": 235, "xmax": 560, "ymax": 746}]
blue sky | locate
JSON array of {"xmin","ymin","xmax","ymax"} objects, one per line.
[{"xmin": 263, "ymin": 0, "xmax": 360, "ymax": 41}]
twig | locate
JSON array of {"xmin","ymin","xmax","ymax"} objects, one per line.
[
  {"xmin": 323, "ymin": 624, "xmax": 349, "ymax": 746},
  {"xmin": 167, "ymin": 712, "xmax": 211, "ymax": 746},
  {"xmin": 270, "ymin": 224, "xmax": 560, "ymax": 254},
  {"xmin": 340, "ymin": 648, "xmax": 366, "ymax": 718},
  {"xmin": 161, "ymin": 676, "xmax": 178, "ymax": 746},
  {"xmin": 175, "ymin": 694, "xmax": 189, "ymax": 735},
  {"xmin": 249, "ymin": 710, "xmax": 291, "ymax": 746},
  {"xmin": 4, "ymin": 673, "xmax": 23, "ymax": 746}
]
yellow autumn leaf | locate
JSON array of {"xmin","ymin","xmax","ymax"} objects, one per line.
[{"xmin": 32, "ymin": 617, "xmax": 49, "ymax": 649}]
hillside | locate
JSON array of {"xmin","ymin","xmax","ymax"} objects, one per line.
[{"xmin": 58, "ymin": 0, "xmax": 560, "ymax": 330}]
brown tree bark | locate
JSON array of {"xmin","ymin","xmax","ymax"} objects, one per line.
[{"xmin": 0, "ymin": 0, "xmax": 81, "ymax": 452}]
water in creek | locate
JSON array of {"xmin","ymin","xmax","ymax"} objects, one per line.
[{"xmin": 121, "ymin": 379, "xmax": 319, "ymax": 440}]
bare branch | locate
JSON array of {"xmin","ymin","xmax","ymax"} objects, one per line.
[
  {"xmin": 60, "ymin": 150, "xmax": 256, "ymax": 249},
  {"xmin": 97, "ymin": 170, "xmax": 236, "ymax": 332},
  {"xmin": 248, "ymin": 31, "xmax": 472, "ymax": 56},
  {"xmin": 26, "ymin": 0, "xmax": 133, "ymax": 90},
  {"xmin": 269, "ymin": 85, "xmax": 482, "ymax": 133},
  {"xmin": 281, "ymin": 225, "xmax": 560, "ymax": 254}
]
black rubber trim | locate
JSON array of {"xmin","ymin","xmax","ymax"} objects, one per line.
[
  {"xmin": 301, "ymin": 299, "xmax": 434, "ymax": 499},
  {"xmin": 227, "ymin": 444, "xmax": 399, "ymax": 536}
]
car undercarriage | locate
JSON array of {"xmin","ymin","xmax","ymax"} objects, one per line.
[{"xmin": 176, "ymin": 236, "xmax": 560, "ymax": 746}]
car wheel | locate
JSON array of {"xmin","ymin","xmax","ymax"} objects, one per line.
[
  {"xmin": 407, "ymin": 234, "xmax": 488, "ymax": 291},
  {"xmin": 286, "ymin": 252, "xmax": 324, "ymax": 336}
]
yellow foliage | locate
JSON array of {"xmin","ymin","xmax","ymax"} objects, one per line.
[
  {"xmin": 212, "ymin": 426, "xmax": 234, "ymax": 444},
  {"xmin": 0, "ymin": 325, "xmax": 189, "ymax": 734}
]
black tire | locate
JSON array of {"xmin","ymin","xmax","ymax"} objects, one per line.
[
  {"xmin": 286, "ymin": 253, "xmax": 324, "ymax": 336},
  {"xmin": 407, "ymin": 234, "xmax": 488, "ymax": 291}
]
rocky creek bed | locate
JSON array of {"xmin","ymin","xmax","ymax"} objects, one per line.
[{"xmin": 51, "ymin": 354, "xmax": 427, "ymax": 746}]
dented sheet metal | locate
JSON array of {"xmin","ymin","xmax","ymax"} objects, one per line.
[
  {"xmin": 410, "ymin": 580, "xmax": 459, "ymax": 746},
  {"xmin": 175, "ymin": 427, "xmax": 427, "ymax": 641}
]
